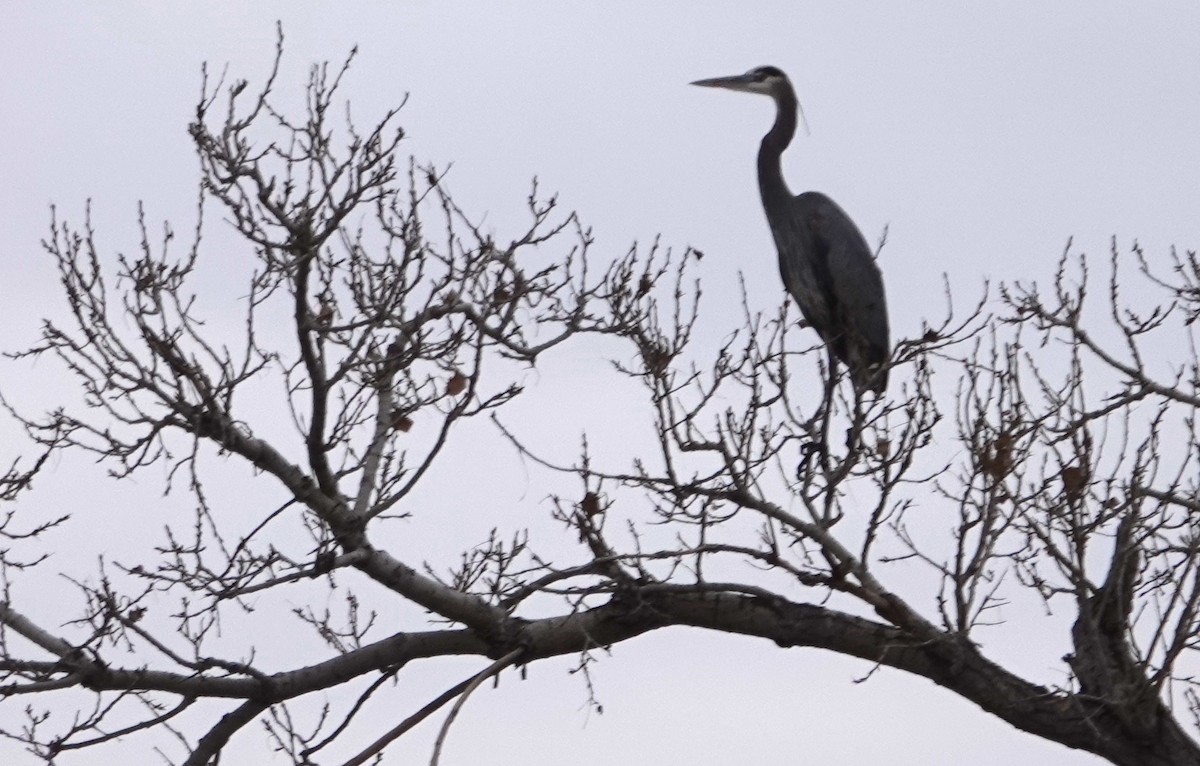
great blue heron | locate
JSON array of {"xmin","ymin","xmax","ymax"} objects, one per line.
[{"xmin": 692, "ymin": 66, "xmax": 889, "ymax": 394}]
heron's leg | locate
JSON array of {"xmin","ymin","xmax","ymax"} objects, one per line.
[
  {"xmin": 818, "ymin": 351, "xmax": 837, "ymax": 476},
  {"xmin": 846, "ymin": 384, "xmax": 866, "ymax": 454},
  {"xmin": 795, "ymin": 352, "xmax": 837, "ymax": 486}
]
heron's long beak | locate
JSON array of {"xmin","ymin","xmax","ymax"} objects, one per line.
[{"xmin": 690, "ymin": 73, "xmax": 758, "ymax": 92}]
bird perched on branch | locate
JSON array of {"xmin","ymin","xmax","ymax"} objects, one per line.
[{"xmin": 693, "ymin": 66, "xmax": 889, "ymax": 394}]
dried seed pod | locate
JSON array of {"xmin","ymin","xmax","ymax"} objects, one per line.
[
  {"xmin": 636, "ymin": 274, "xmax": 653, "ymax": 298},
  {"xmin": 581, "ymin": 492, "xmax": 603, "ymax": 518},
  {"xmin": 385, "ymin": 336, "xmax": 406, "ymax": 360},
  {"xmin": 979, "ymin": 432, "xmax": 1015, "ymax": 481},
  {"xmin": 1061, "ymin": 465, "xmax": 1089, "ymax": 503},
  {"xmin": 315, "ymin": 302, "xmax": 335, "ymax": 328},
  {"xmin": 391, "ymin": 411, "xmax": 413, "ymax": 432}
]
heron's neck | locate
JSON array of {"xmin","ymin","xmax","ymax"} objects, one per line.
[{"xmin": 757, "ymin": 91, "xmax": 797, "ymax": 217}]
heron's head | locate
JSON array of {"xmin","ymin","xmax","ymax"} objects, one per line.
[{"xmin": 691, "ymin": 66, "xmax": 791, "ymax": 99}]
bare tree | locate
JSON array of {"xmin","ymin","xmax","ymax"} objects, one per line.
[{"xmin": 2, "ymin": 38, "xmax": 1199, "ymax": 766}]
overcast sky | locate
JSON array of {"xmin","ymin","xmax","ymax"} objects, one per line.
[{"xmin": 2, "ymin": 3, "xmax": 1199, "ymax": 765}]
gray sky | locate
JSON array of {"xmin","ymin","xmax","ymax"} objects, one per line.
[{"xmin": 2, "ymin": 3, "xmax": 1198, "ymax": 764}]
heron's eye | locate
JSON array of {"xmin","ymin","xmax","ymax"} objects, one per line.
[{"xmin": 754, "ymin": 66, "xmax": 785, "ymax": 81}]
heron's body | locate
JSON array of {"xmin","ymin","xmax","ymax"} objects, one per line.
[{"xmin": 693, "ymin": 66, "xmax": 889, "ymax": 393}]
